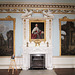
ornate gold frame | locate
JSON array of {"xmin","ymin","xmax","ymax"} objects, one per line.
[
  {"xmin": 59, "ymin": 16, "xmax": 75, "ymax": 56},
  {"xmin": 0, "ymin": 16, "xmax": 15, "ymax": 56},
  {"xmin": 29, "ymin": 20, "xmax": 46, "ymax": 46}
]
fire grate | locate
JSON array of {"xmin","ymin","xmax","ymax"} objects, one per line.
[{"xmin": 30, "ymin": 54, "xmax": 46, "ymax": 70}]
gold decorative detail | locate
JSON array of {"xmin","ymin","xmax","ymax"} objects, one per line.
[
  {"xmin": 0, "ymin": 3, "xmax": 75, "ymax": 9},
  {"xmin": 62, "ymin": 16, "xmax": 69, "ymax": 20},
  {"xmin": 0, "ymin": 15, "xmax": 16, "ymax": 56},
  {"xmin": 34, "ymin": 40, "xmax": 41, "ymax": 46},
  {"xmin": 29, "ymin": 20, "xmax": 46, "ymax": 46},
  {"xmin": 0, "ymin": 9, "xmax": 75, "ymax": 14},
  {"xmin": 23, "ymin": 19, "xmax": 26, "ymax": 40},
  {"xmin": 26, "ymin": 42, "xmax": 29, "ymax": 47},
  {"xmin": 47, "ymin": 42, "xmax": 49, "ymax": 47},
  {"xmin": 0, "ymin": 2, "xmax": 75, "ymax": 14},
  {"xmin": 49, "ymin": 20, "xmax": 52, "ymax": 40},
  {"xmin": 24, "ymin": 20, "xmax": 26, "ymax": 22},
  {"xmin": 49, "ymin": 28, "xmax": 51, "ymax": 30}
]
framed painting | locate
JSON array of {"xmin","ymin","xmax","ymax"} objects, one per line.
[
  {"xmin": 0, "ymin": 16, "xmax": 15, "ymax": 56},
  {"xmin": 59, "ymin": 16, "xmax": 75, "ymax": 56},
  {"xmin": 29, "ymin": 20, "xmax": 46, "ymax": 45}
]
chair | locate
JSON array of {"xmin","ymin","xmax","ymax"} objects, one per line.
[{"xmin": 8, "ymin": 59, "xmax": 17, "ymax": 74}]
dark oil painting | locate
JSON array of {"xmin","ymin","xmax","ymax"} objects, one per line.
[
  {"xmin": 61, "ymin": 21, "xmax": 75, "ymax": 55},
  {"xmin": 0, "ymin": 21, "xmax": 13, "ymax": 56}
]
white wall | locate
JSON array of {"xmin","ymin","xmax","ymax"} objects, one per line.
[
  {"xmin": 0, "ymin": 57, "xmax": 23, "ymax": 69},
  {"xmin": 0, "ymin": 13, "xmax": 75, "ymax": 56},
  {"xmin": 53, "ymin": 56, "xmax": 75, "ymax": 68},
  {"xmin": 0, "ymin": 13, "xmax": 75, "ymax": 69}
]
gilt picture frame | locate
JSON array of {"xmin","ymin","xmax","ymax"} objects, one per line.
[
  {"xmin": 0, "ymin": 16, "xmax": 15, "ymax": 56},
  {"xmin": 29, "ymin": 20, "xmax": 46, "ymax": 45},
  {"xmin": 59, "ymin": 16, "xmax": 75, "ymax": 56}
]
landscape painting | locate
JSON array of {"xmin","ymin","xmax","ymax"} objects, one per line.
[
  {"xmin": 0, "ymin": 16, "xmax": 15, "ymax": 56},
  {"xmin": 59, "ymin": 17, "xmax": 75, "ymax": 55}
]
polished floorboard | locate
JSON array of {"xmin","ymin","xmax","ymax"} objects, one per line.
[
  {"xmin": 54, "ymin": 68, "xmax": 75, "ymax": 75},
  {"xmin": 0, "ymin": 68, "xmax": 75, "ymax": 75}
]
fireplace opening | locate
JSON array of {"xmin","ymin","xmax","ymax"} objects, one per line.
[{"xmin": 30, "ymin": 54, "xmax": 46, "ymax": 70}]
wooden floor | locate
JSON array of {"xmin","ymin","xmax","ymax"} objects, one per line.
[
  {"xmin": 0, "ymin": 68, "xmax": 75, "ymax": 75},
  {"xmin": 54, "ymin": 68, "xmax": 75, "ymax": 75},
  {"xmin": 0, "ymin": 69, "xmax": 21, "ymax": 75}
]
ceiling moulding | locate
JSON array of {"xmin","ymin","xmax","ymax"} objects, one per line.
[
  {"xmin": 0, "ymin": 2, "xmax": 75, "ymax": 5},
  {"xmin": 0, "ymin": 2, "xmax": 75, "ymax": 14}
]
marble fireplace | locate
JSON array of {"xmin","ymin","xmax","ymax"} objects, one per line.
[{"xmin": 21, "ymin": 9, "xmax": 54, "ymax": 70}]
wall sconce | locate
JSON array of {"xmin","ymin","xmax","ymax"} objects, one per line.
[
  {"xmin": 26, "ymin": 42, "xmax": 28, "ymax": 47},
  {"xmin": 47, "ymin": 42, "xmax": 49, "ymax": 47}
]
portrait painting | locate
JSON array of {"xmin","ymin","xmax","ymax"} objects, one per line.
[
  {"xmin": 59, "ymin": 17, "xmax": 75, "ymax": 55},
  {"xmin": 29, "ymin": 20, "xmax": 46, "ymax": 43},
  {"xmin": 0, "ymin": 16, "xmax": 15, "ymax": 56}
]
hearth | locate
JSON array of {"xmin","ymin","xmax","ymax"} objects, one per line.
[{"xmin": 30, "ymin": 54, "xmax": 45, "ymax": 69}]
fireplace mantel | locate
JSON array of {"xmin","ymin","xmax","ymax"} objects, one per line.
[
  {"xmin": 23, "ymin": 46, "xmax": 53, "ymax": 70},
  {"xmin": 23, "ymin": 46, "xmax": 52, "ymax": 54},
  {"xmin": 21, "ymin": 9, "xmax": 54, "ymax": 70}
]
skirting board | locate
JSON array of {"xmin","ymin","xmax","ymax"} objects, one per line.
[
  {"xmin": 53, "ymin": 64, "xmax": 75, "ymax": 68},
  {"xmin": 0, "ymin": 65, "xmax": 22, "ymax": 69},
  {"xmin": 0, "ymin": 56, "xmax": 75, "ymax": 69},
  {"xmin": 0, "ymin": 64, "xmax": 75, "ymax": 69}
]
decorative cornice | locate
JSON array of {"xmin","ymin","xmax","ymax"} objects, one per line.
[
  {"xmin": 0, "ymin": 3, "xmax": 75, "ymax": 9},
  {"xmin": 0, "ymin": 2, "xmax": 75, "ymax": 14}
]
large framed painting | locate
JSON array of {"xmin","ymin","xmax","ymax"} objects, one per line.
[
  {"xmin": 59, "ymin": 16, "xmax": 75, "ymax": 56},
  {"xmin": 0, "ymin": 16, "xmax": 15, "ymax": 56},
  {"xmin": 29, "ymin": 20, "xmax": 46, "ymax": 45}
]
